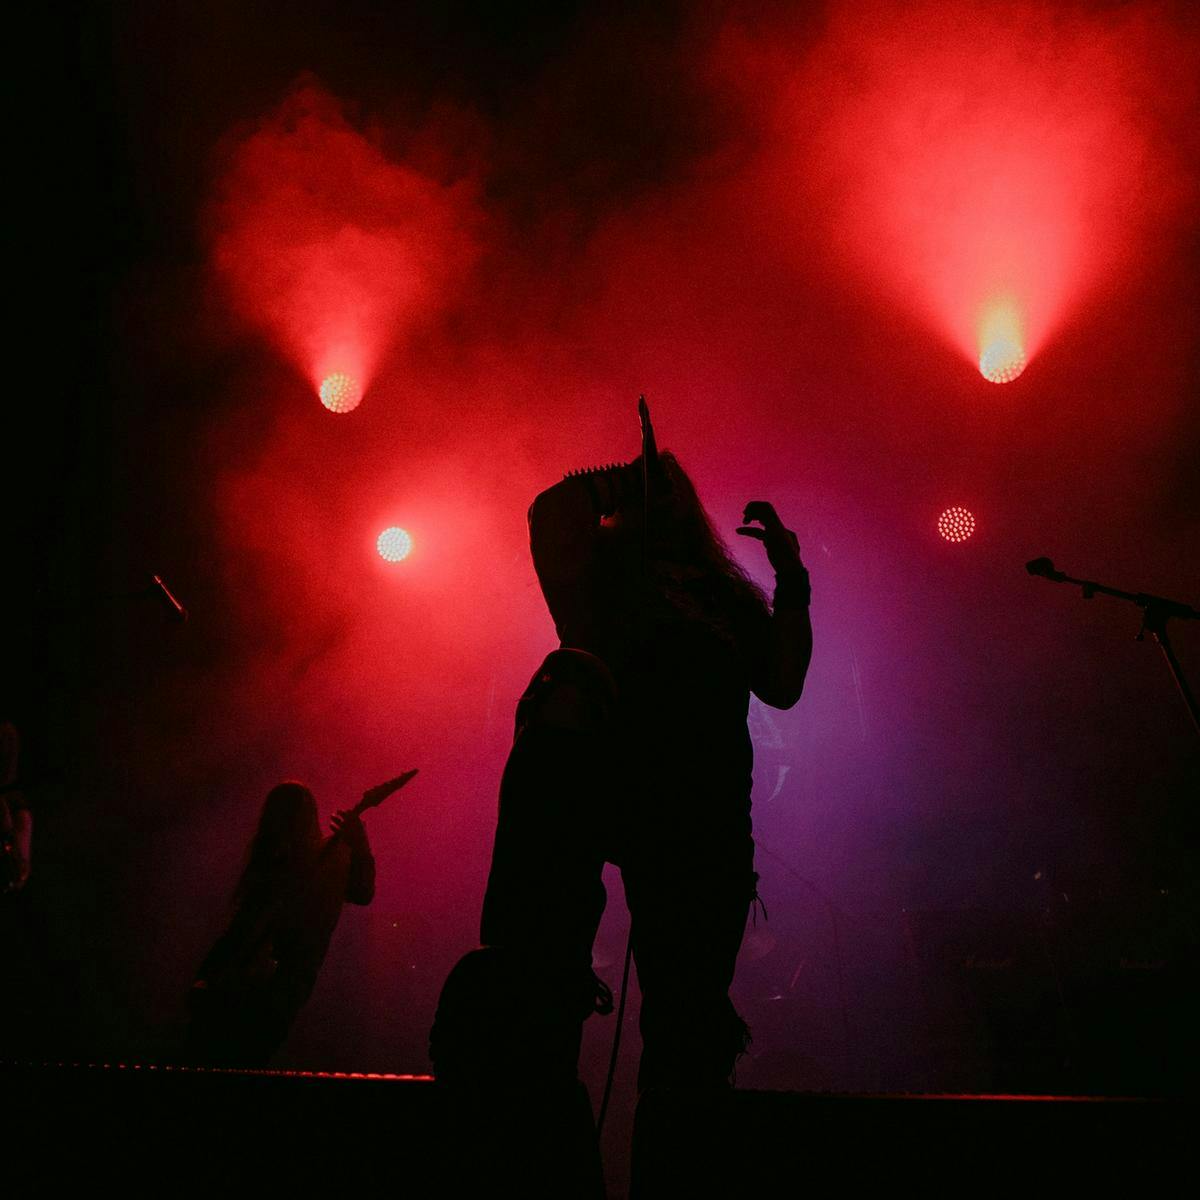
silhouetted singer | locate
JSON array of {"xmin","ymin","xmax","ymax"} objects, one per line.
[{"xmin": 433, "ymin": 402, "xmax": 812, "ymax": 1095}]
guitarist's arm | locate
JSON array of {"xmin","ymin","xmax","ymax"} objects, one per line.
[{"xmin": 330, "ymin": 809, "xmax": 375, "ymax": 905}]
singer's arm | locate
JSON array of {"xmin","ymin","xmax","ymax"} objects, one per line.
[
  {"xmin": 737, "ymin": 501, "xmax": 812, "ymax": 710},
  {"xmin": 752, "ymin": 581, "xmax": 813, "ymax": 710}
]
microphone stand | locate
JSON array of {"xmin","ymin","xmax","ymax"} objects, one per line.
[
  {"xmin": 597, "ymin": 396, "xmax": 654, "ymax": 1138},
  {"xmin": 1026, "ymin": 557, "xmax": 1200, "ymax": 737}
]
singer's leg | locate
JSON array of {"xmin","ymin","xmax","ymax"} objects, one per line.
[
  {"xmin": 481, "ymin": 649, "xmax": 615, "ymax": 966},
  {"xmin": 433, "ymin": 649, "xmax": 616, "ymax": 1085},
  {"xmin": 623, "ymin": 843, "xmax": 755, "ymax": 1091}
]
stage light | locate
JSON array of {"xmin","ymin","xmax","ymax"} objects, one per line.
[
  {"xmin": 319, "ymin": 372, "xmax": 362, "ymax": 413},
  {"xmin": 937, "ymin": 506, "xmax": 976, "ymax": 543},
  {"xmin": 977, "ymin": 297, "xmax": 1026, "ymax": 384},
  {"xmin": 377, "ymin": 527, "xmax": 413, "ymax": 562},
  {"xmin": 980, "ymin": 339, "xmax": 1027, "ymax": 384}
]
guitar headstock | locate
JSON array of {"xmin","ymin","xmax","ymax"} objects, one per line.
[{"xmin": 356, "ymin": 769, "xmax": 419, "ymax": 814}]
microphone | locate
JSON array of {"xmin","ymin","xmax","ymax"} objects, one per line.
[
  {"xmin": 639, "ymin": 394, "xmax": 658, "ymax": 470},
  {"xmin": 1025, "ymin": 557, "xmax": 1064, "ymax": 582},
  {"xmin": 358, "ymin": 769, "xmax": 419, "ymax": 813},
  {"xmin": 150, "ymin": 574, "xmax": 188, "ymax": 623},
  {"xmin": 638, "ymin": 394, "xmax": 670, "ymax": 498}
]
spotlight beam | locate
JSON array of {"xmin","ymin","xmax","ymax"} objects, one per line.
[{"xmin": 978, "ymin": 297, "xmax": 1027, "ymax": 383}]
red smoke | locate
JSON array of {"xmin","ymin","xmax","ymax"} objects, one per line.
[
  {"xmin": 207, "ymin": 79, "xmax": 479, "ymax": 400},
  {"xmin": 85, "ymin": 0, "xmax": 1199, "ymax": 1112},
  {"xmin": 717, "ymin": 0, "xmax": 1198, "ymax": 376}
]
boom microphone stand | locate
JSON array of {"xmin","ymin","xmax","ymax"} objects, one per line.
[{"xmin": 1026, "ymin": 557, "xmax": 1200, "ymax": 737}]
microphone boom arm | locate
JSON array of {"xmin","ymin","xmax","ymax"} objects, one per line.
[{"xmin": 1026, "ymin": 556, "xmax": 1200, "ymax": 736}]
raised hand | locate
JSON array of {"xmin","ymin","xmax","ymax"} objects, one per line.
[
  {"xmin": 736, "ymin": 501, "xmax": 804, "ymax": 577},
  {"xmin": 330, "ymin": 809, "xmax": 368, "ymax": 851}
]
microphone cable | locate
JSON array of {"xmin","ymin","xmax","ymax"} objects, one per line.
[{"xmin": 596, "ymin": 930, "xmax": 634, "ymax": 1136}]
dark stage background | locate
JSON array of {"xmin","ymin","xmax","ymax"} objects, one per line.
[{"xmin": 7, "ymin": 0, "xmax": 1198, "ymax": 1189}]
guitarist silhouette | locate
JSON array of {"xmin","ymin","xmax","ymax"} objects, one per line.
[{"xmin": 187, "ymin": 771, "xmax": 416, "ymax": 1067}]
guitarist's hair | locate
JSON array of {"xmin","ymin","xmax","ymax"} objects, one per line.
[{"xmin": 235, "ymin": 781, "xmax": 321, "ymax": 903}]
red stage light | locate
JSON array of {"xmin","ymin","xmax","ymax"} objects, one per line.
[
  {"xmin": 980, "ymin": 340, "xmax": 1026, "ymax": 384},
  {"xmin": 319, "ymin": 372, "xmax": 362, "ymax": 413},
  {"xmin": 937, "ymin": 506, "xmax": 976, "ymax": 543},
  {"xmin": 977, "ymin": 297, "xmax": 1027, "ymax": 384},
  {"xmin": 377, "ymin": 527, "xmax": 413, "ymax": 562}
]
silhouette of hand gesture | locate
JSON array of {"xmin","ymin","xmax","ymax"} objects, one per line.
[
  {"xmin": 736, "ymin": 501, "xmax": 804, "ymax": 577},
  {"xmin": 330, "ymin": 809, "xmax": 368, "ymax": 851}
]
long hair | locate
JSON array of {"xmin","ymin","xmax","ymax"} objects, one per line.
[
  {"xmin": 628, "ymin": 451, "xmax": 769, "ymax": 638},
  {"xmin": 234, "ymin": 781, "xmax": 321, "ymax": 903}
]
